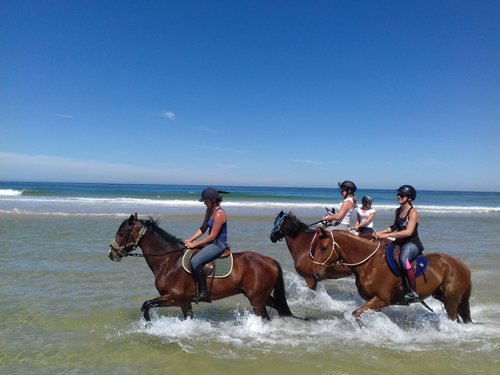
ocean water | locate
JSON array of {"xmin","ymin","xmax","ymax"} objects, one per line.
[
  {"xmin": 1, "ymin": 182, "xmax": 499, "ymax": 375},
  {"xmin": 1, "ymin": 181, "xmax": 499, "ymax": 216}
]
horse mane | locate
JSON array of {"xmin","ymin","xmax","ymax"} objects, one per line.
[
  {"xmin": 144, "ymin": 217, "xmax": 185, "ymax": 248},
  {"xmin": 283, "ymin": 211, "xmax": 314, "ymax": 238}
]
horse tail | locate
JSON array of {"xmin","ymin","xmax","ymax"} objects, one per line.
[
  {"xmin": 458, "ymin": 280, "xmax": 473, "ymax": 324},
  {"xmin": 272, "ymin": 260, "xmax": 294, "ymax": 318}
]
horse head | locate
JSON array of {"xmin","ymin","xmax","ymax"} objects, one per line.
[
  {"xmin": 270, "ymin": 210, "xmax": 311, "ymax": 243},
  {"xmin": 310, "ymin": 227, "xmax": 342, "ymax": 279},
  {"xmin": 108, "ymin": 213, "xmax": 148, "ymax": 261},
  {"xmin": 270, "ymin": 211, "xmax": 287, "ymax": 242}
]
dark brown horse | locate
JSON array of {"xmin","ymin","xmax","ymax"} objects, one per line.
[
  {"xmin": 310, "ymin": 227, "xmax": 472, "ymax": 323},
  {"xmin": 109, "ymin": 213, "xmax": 296, "ymax": 321},
  {"xmin": 270, "ymin": 211, "xmax": 352, "ymax": 290}
]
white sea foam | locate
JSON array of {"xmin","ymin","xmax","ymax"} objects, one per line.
[
  {"xmin": 1, "ymin": 195, "xmax": 499, "ymax": 214},
  {"xmin": 0, "ymin": 188, "xmax": 23, "ymax": 196},
  {"xmin": 122, "ymin": 272, "xmax": 499, "ymax": 355}
]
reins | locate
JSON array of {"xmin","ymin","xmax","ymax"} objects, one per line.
[
  {"xmin": 125, "ymin": 247, "xmax": 186, "ymax": 258},
  {"xmin": 312, "ymin": 231, "xmax": 382, "ymax": 267}
]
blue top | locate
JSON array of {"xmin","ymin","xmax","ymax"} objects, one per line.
[{"xmin": 207, "ymin": 207, "xmax": 228, "ymax": 246}]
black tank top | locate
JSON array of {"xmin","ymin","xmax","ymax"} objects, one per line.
[{"xmin": 391, "ymin": 207, "xmax": 424, "ymax": 251}]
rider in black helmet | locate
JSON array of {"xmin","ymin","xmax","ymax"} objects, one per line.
[
  {"xmin": 376, "ymin": 185, "xmax": 424, "ymax": 302},
  {"xmin": 185, "ymin": 187, "xmax": 229, "ymax": 303},
  {"xmin": 353, "ymin": 195, "xmax": 376, "ymax": 235},
  {"xmin": 322, "ymin": 180, "xmax": 357, "ymax": 230}
]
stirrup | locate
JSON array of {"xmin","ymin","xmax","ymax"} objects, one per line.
[
  {"xmin": 403, "ymin": 290, "xmax": 420, "ymax": 303},
  {"xmin": 193, "ymin": 291, "xmax": 211, "ymax": 304}
]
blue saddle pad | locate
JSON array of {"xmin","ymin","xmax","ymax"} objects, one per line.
[{"xmin": 385, "ymin": 244, "xmax": 428, "ymax": 277}]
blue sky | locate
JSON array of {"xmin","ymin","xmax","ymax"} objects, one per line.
[{"xmin": 1, "ymin": 1, "xmax": 499, "ymax": 191}]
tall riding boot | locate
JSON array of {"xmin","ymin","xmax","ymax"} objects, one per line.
[
  {"xmin": 403, "ymin": 263, "xmax": 419, "ymax": 302},
  {"xmin": 193, "ymin": 267, "xmax": 211, "ymax": 303}
]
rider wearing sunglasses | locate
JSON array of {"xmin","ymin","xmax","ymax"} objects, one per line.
[{"xmin": 376, "ymin": 185, "xmax": 424, "ymax": 302}]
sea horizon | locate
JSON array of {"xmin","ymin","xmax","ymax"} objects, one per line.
[
  {"xmin": 1, "ymin": 180, "xmax": 499, "ymax": 217},
  {"xmin": 1, "ymin": 179, "xmax": 499, "ymax": 193}
]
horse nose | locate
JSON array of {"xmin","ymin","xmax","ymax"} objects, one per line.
[{"xmin": 108, "ymin": 249, "xmax": 120, "ymax": 262}]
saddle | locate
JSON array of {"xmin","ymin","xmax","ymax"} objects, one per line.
[
  {"xmin": 182, "ymin": 248, "xmax": 233, "ymax": 278},
  {"xmin": 385, "ymin": 244, "xmax": 428, "ymax": 278}
]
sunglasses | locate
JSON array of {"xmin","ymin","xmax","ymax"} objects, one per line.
[{"xmin": 397, "ymin": 192, "xmax": 408, "ymax": 198}]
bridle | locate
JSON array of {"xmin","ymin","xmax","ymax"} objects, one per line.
[
  {"xmin": 271, "ymin": 211, "xmax": 326, "ymax": 242},
  {"xmin": 310, "ymin": 230, "xmax": 382, "ymax": 267},
  {"xmin": 109, "ymin": 222, "xmax": 149, "ymax": 258},
  {"xmin": 109, "ymin": 219, "xmax": 186, "ymax": 259},
  {"xmin": 270, "ymin": 212, "xmax": 287, "ymax": 241},
  {"xmin": 310, "ymin": 231, "xmax": 340, "ymax": 266}
]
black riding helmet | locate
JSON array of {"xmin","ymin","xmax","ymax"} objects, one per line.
[
  {"xmin": 361, "ymin": 195, "xmax": 373, "ymax": 205},
  {"xmin": 397, "ymin": 185, "xmax": 417, "ymax": 201},
  {"xmin": 199, "ymin": 187, "xmax": 221, "ymax": 202},
  {"xmin": 338, "ymin": 180, "xmax": 357, "ymax": 193}
]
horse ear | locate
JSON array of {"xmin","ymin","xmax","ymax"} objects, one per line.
[
  {"xmin": 128, "ymin": 214, "xmax": 135, "ymax": 226},
  {"xmin": 315, "ymin": 227, "xmax": 322, "ymax": 234},
  {"xmin": 134, "ymin": 212, "xmax": 138, "ymax": 221}
]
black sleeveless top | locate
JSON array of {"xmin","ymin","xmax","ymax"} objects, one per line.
[{"xmin": 390, "ymin": 207, "xmax": 424, "ymax": 252}]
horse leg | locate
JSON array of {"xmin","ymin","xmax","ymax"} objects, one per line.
[
  {"xmin": 353, "ymin": 296, "xmax": 388, "ymax": 319},
  {"xmin": 141, "ymin": 295, "xmax": 192, "ymax": 321},
  {"xmin": 443, "ymin": 297, "xmax": 459, "ymax": 321},
  {"xmin": 181, "ymin": 304, "xmax": 194, "ymax": 319},
  {"xmin": 457, "ymin": 284, "xmax": 472, "ymax": 323},
  {"xmin": 440, "ymin": 282, "xmax": 466, "ymax": 322},
  {"xmin": 247, "ymin": 293, "xmax": 271, "ymax": 320},
  {"xmin": 304, "ymin": 276, "xmax": 318, "ymax": 290},
  {"xmin": 253, "ymin": 303, "xmax": 271, "ymax": 320},
  {"xmin": 141, "ymin": 299, "xmax": 159, "ymax": 321}
]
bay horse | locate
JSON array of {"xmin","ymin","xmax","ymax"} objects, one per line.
[
  {"xmin": 270, "ymin": 211, "xmax": 352, "ymax": 290},
  {"xmin": 310, "ymin": 227, "xmax": 472, "ymax": 323},
  {"xmin": 108, "ymin": 213, "xmax": 296, "ymax": 321}
]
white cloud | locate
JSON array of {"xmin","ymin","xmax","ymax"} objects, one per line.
[
  {"xmin": 214, "ymin": 163, "xmax": 240, "ymax": 169},
  {"xmin": 54, "ymin": 113, "xmax": 74, "ymax": 119},
  {"xmin": 290, "ymin": 159, "xmax": 322, "ymax": 165},
  {"xmin": 0, "ymin": 152, "xmax": 185, "ymax": 183},
  {"xmin": 163, "ymin": 112, "xmax": 176, "ymax": 121}
]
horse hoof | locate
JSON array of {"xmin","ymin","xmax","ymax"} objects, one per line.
[{"xmin": 355, "ymin": 316, "xmax": 366, "ymax": 328}]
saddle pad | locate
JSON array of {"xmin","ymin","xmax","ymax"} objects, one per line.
[
  {"xmin": 385, "ymin": 244, "xmax": 428, "ymax": 277},
  {"xmin": 182, "ymin": 249, "xmax": 233, "ymax": 278}
]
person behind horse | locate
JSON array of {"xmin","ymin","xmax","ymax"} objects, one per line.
[
  {"xmin": 353, "ymin": 195, "xmax": 376, "ymax": 236},
  {"xmin": 322, "ymin": 180, "xmax": 357, "ymax": 230},
  {"xmin": 376, "ymin": 185, "xmax": 424, "ymax": 302},
  {"xmin": 184, "ymin": 187, "xmax": 228, "ymax": 303}
]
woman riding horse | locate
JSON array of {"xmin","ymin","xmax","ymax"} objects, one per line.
[
  {"xmin": 184, "ymin": 187, "xmax": 228, "ymax": 303},
  {"xmin": 310, "ymin": 226, "xmax": 472, "ymax": 323},
  {"xmin": 270, "ymin": 211, "xmax": 352, "ymax": 290},
  {"xmin": 109, "ymin": 213, "xmax": 297, "ymax": 321},
  {"xmin": 376, "ymin": 185, "xmax": 423, "ymax": 302}
]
